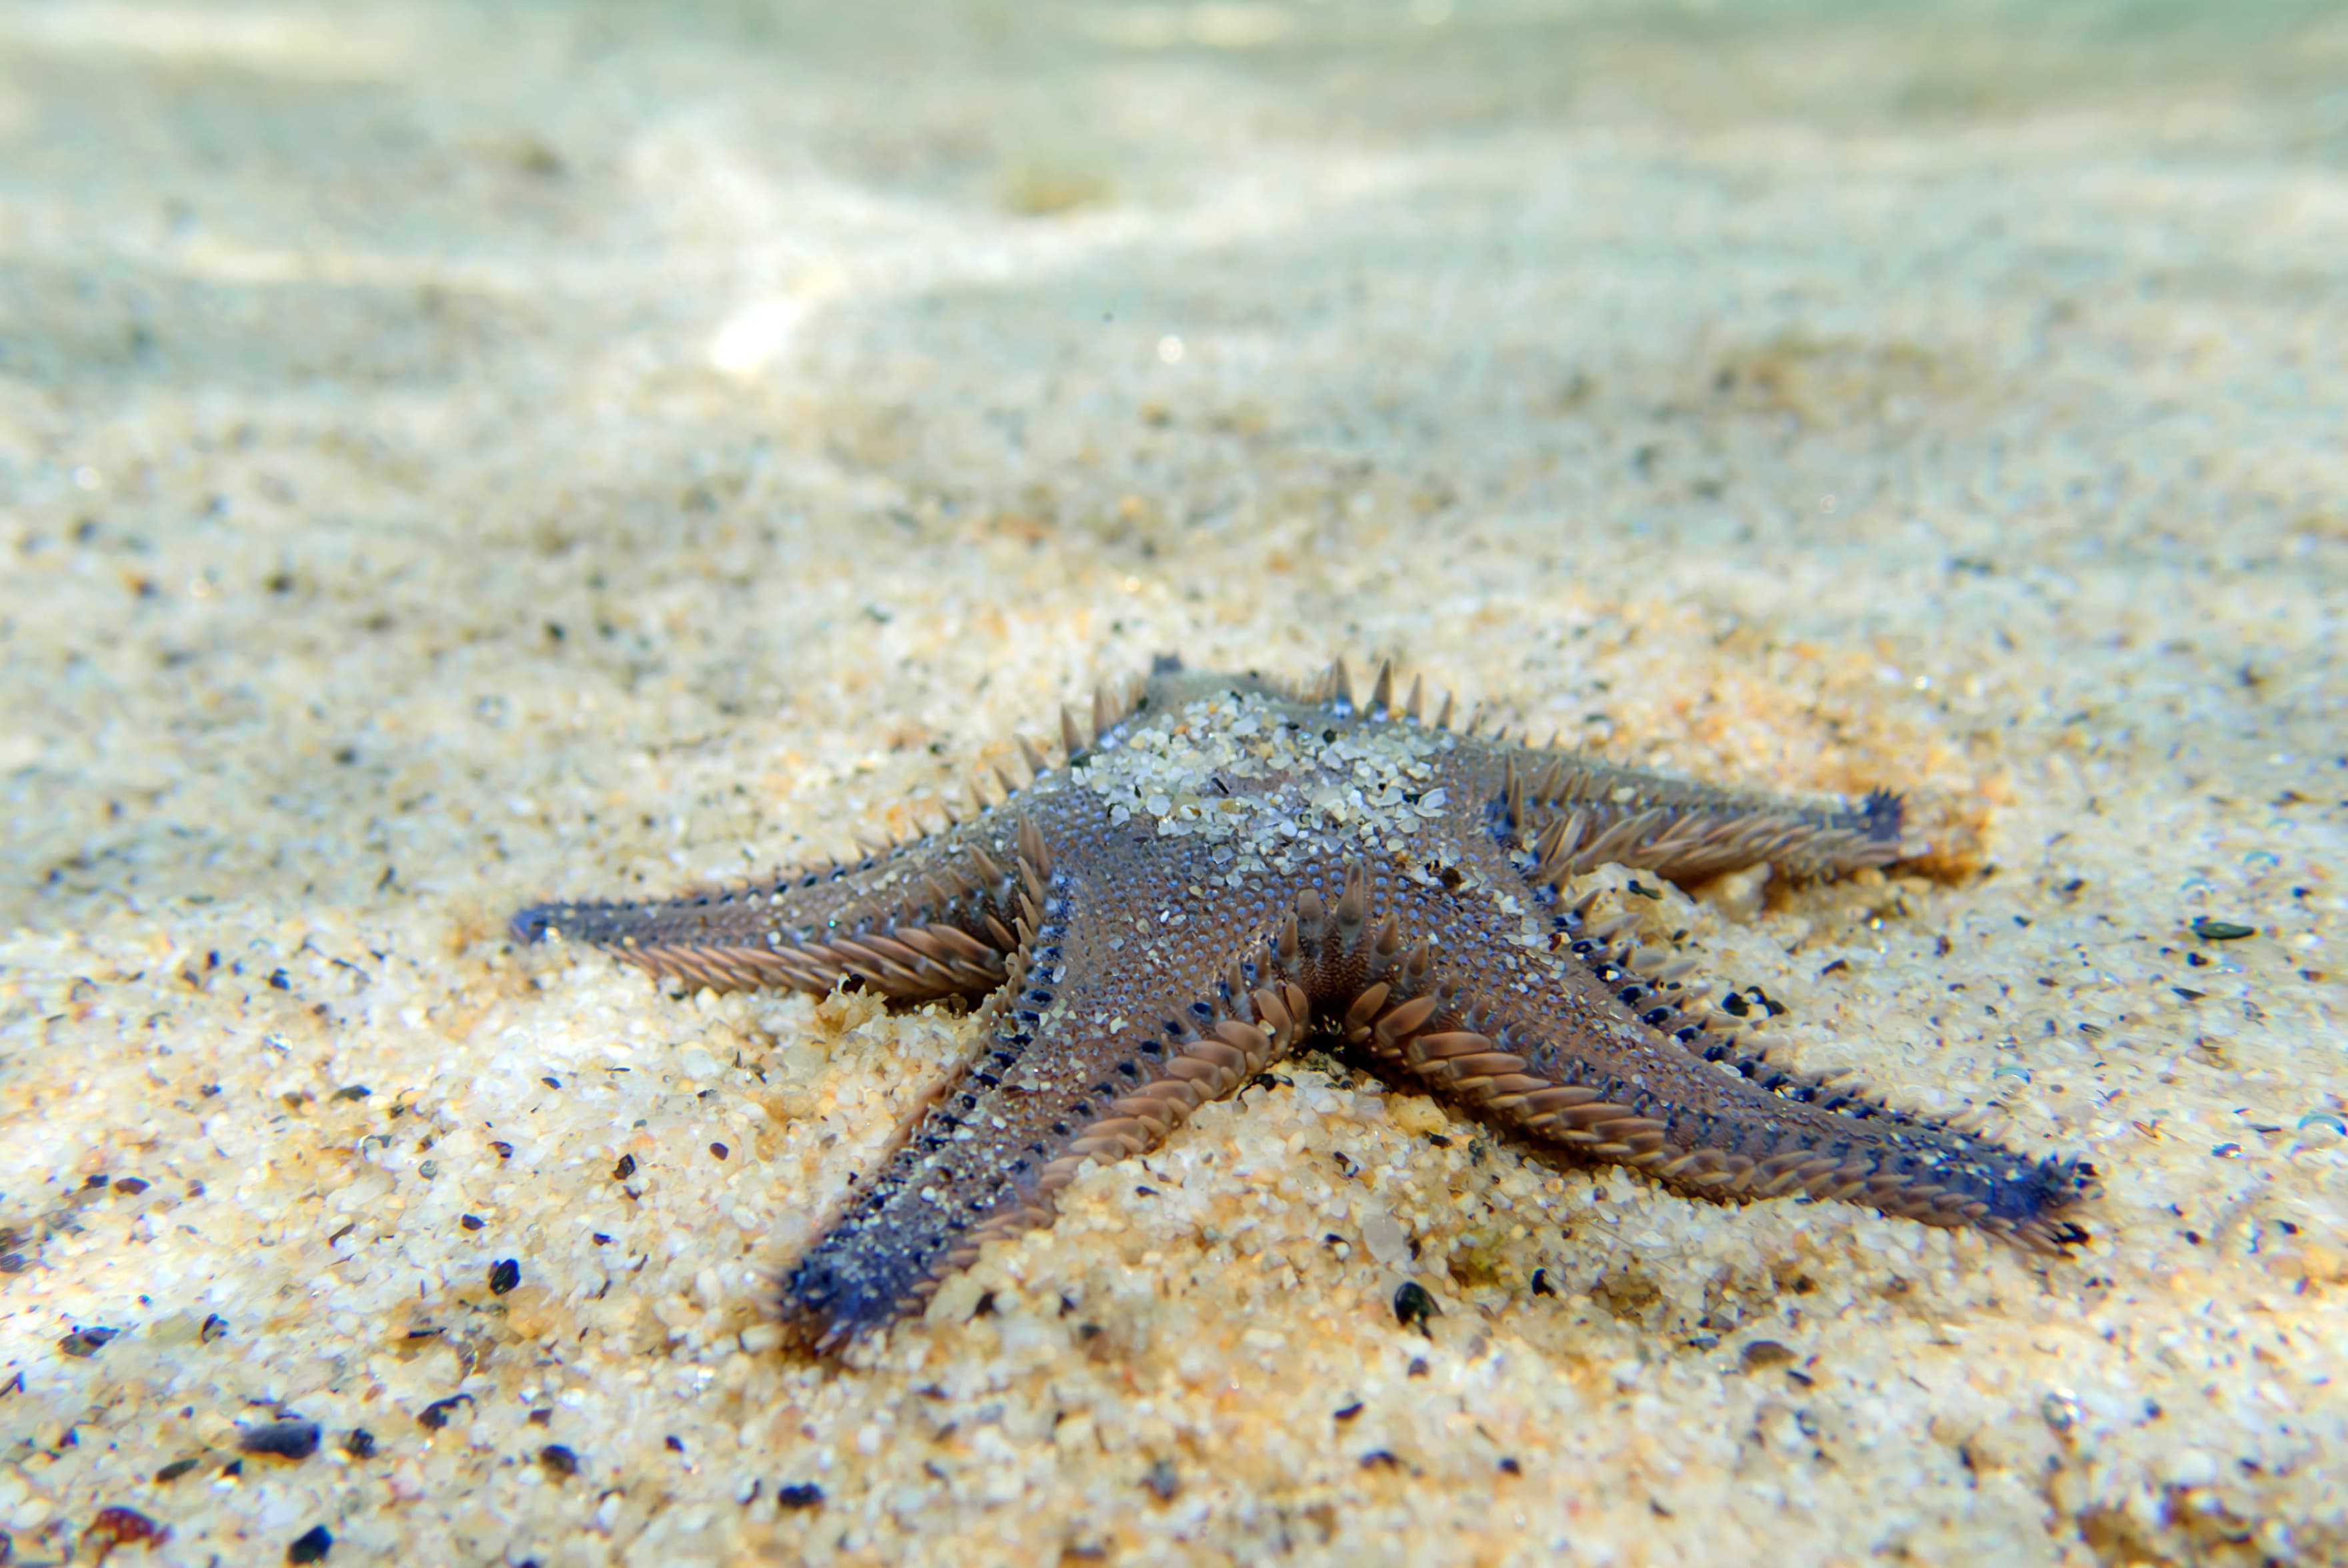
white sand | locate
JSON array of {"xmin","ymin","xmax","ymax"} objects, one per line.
[{"xmin": 2, "ymin": 2, "xmax": 2343, "ymax": 1563}]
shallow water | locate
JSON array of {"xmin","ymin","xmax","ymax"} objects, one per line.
[{"xmin": 2, "ymin": 3, "xmax": 2342, "ymax": 1563}]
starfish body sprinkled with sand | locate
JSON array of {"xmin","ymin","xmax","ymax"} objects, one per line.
[{"xmin": 514, "ymin": 659, "xmax": 2092, "ymax": 1352}]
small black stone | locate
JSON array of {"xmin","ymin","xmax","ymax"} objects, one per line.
[
  {"xmin": 341, "ymin": 1429, "xmax": 378, "ymax": 1461},
  {"xmin": 612, "ymin": 1154, "xmax": 636, "ymax": 1180},
  {"xmin": 287, "ymin": 1523, "xmax": 333, "ymax": 1563},
  {"xmin": 1393, "ymin": 1281, "xmax": 1439, "ymax": 1332},
  {"xmin": 775, "ymin": 1481, "xmax": 826, "ymax": 1510},
  {"xmin": 488, "ymin": 1258, "xmax": 521, "ymax": 1295},
  {"xmin": 538, "ymin": 1443, "xmax": 579, "ymax": 1477},
  {"xmin": 59, "ymin": 1327, "xmax": 117, "ymax": 1357},
  {"xmin": 417, "ymin": 1395, "xmax": 473, "ymax": 1431},
  {"xmin": 238, "ymin": 1419, "xmax": 322, "ymax": 1461},
  {"xmin": 2191, "ymin": 916, "xmax": 2256, "ymax": 942},
  {"xmin": 154, "ymin": 1457, "xmax": 201, "ymax": 1483}
]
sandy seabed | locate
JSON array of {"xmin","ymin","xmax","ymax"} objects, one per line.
[{"xmin": 2, "ymin": 2, "xmax": 2343, "ymax": 1563}]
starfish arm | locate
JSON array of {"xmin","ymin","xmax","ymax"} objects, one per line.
[
  {"xmin": 506, "ymin": 810, "xmax": 1042, "ymax": 998},
  {"xmin": 776, "ymin": 802, "xmax": 1309, "ymax": 1351},
  {"xmin": 1435, "ymin": 734, "xmax": 1912, "ymax": 883},
  {"xmin": 1186, "ymin": 656, "xmax": 1908, "ymax": 884},
  {"xmin": 1263, "ymin": 859, "xmax": 2091, "ymax": 1253},
  {"xmin": 1496, "ymin": 940, "xmax": 2085, "ymax": 1247}
]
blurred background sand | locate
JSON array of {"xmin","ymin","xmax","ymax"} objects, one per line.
[{"xmin": 1, "ymin": 2, "xmax": 2343, "ymax": 1563}]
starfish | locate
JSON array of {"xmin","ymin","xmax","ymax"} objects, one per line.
[{"xmin": 513, "ymin": 659, "xmax": 2092, "ymax": 1352}]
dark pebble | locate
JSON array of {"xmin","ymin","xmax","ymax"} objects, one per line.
[
  {"xmin": 59, "ymin": 1327, "xmax": 118, "ymax": 1358},
  {"xmin": 154, "ymin": 1457, "xmax": 201, "ymax": 1483},
  {"xmin": 417, "ymin": 1395, "xmax": 473, "ymax": 1431},
  {"xmin": 2191, "ymin": 917, "xmax": 2257, "ymax": 942},
  {"xmin": 612, "ymin": 1154, "xmax": 636, "ymax": 1181},
  {"xmin": 488, "ymin": 1258, "xmax": 520, "ymax": 1295},
  {"xmin": 239, "ymin": 1419, "xmax": 322, "ymax": 1461},
  {"xmin": 1393, "ymin": 1281, "xmax": 1439, "ymax": 1331},
  {"xmin": 538, "ymin": 1443, "xmax": 579, "ymax": 1477},
  {"xmin": 775, "ymin": 1481, "xmax": 826, "ymax": 1510},
  {"xmin": 342, "ymin": 1429, "xmax": 378, "ymax": 1461},
  {"xmin": 287, "ymin": 1523, "xmax": 333, "ymax": 1563},
  {"xmin": 1740, "ymin": 1339, "xmax": 1798, "ymax": 1371}
]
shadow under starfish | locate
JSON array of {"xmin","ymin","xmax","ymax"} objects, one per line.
[{"xmin": 513, "ymin": 657, "xmax": 2094, "ymax": 1353}]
